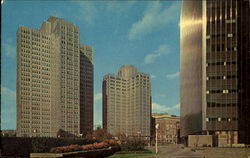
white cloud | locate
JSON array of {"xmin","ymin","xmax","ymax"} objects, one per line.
[
  {"xmin": 166, "ymin": 71, "xmax": 179, "ymax": 79},
  {"xmin": 151, "ymin": 75, "xmax": 157, "ymax": 79},
  {"xmin": 94, "ymin": 93, "xmax": 102, "ymax": 102},
  {"xmin": 76, "ymin": 1, "xmax": 135, "ymax": 25},
  {"xmin": 77, "ymin": 1, "xmax": 98, "ymax": 24},
  {"xmin": 144, "ymin": 44, "xmax": 169, "ymax": 64},
  {"xmin": 1, "ymin": 86, "xmax": 16, "ymax": 104},
  {"xmin": 105, "ymin": 1, "xmax": 135, "ymax": 15},
  {"xmin": 2, "ymin": 39, "xmax": 15, "ymax": 59},
  {"xmin": 1, "ymin": 86, "xmax": 16, "ymax": 129},
  {"xmin": 152, "ymin": 102, "xmax": 180, "ymax": 114},
  {"xmin": 128, "ymin": 1, "xmax": 180, "ymax": 40}
]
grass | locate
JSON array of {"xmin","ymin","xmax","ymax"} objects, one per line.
[{"xmin": 107, "ymin": 148, "xmax": 158, "ymax": 158}]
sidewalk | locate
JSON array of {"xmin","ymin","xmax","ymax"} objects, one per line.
[{"xmin": 144, "ymin": 144, "xmax": 250, "ymax": 158}]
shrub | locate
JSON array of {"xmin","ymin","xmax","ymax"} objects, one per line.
[
  {"xmin": 81, "ymin": 144, "xmax": 95, "ymax": 150},
  {"xmin": 120, "ymin": 137, "xmax": 146, "ymax": 151},
  {"xmin": 50, "ymin": 144, "xmax": 82, "ymax": 153},
  {"xmin": 93, "ymin": 142, "xmax": 109, "ymax": 149},
  {"xmin": 1, "ymin": 137, "xmax": 32, "ymax": 157},
  {"xmin": 32, "ymin": 137, "xmax": 97, "ymax": 153},
  {"xmin": 1, "ymin": 137, "xmax": 98, "ymax": 156},
  {"xmin": 104, "ymin": 139, "xmax": 117, "ymax": 146},
  {"xmin": 92, "ymin": 127, "xmax": 113, "ymax": 141},
  {"xmin": 50, "ymin": 140, "xmax": 119, "ymax": 153}
]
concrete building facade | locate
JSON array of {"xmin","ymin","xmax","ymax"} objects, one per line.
[
  {"xmin": 180, "ymin": 0, "xmax": 250, "ymax": 145},
  {"xmin": 103, "ymin": 65, "xmax": 151, "ymax": 138},
  {"xmin": 16, "ymin": 16, "xmax": 94, "ymax": 137},
  {"xmin": 152, "ymin": 113, "xmax": 180, "ymax": 144}
]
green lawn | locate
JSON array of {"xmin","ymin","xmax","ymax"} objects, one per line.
[{"xmin": 107, "ymin": 149, "xmax": 158, "ymax": 158}]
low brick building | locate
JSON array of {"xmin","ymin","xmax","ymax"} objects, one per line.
[{"xmin": 152, "ymin": 113, "xmax": 180, "ymax": 144}]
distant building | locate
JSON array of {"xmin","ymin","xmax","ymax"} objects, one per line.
[
  {"xmin": 152, "ymin": 113, "xmax": 180, "ymax": 144},
  {"xmin": 180, "ymin": 0, "xmax": 250, "ymax": 145},
  {"xmin": 16, "ymin": 16, "xmax": 94, "ymax": 137},
  {"xmin": 103, "ymin": 65, "xmax": 151, "ymax": 138}
]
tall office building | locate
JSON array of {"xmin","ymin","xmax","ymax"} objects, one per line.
[
  {"xmin": 180, "ymin": 0, "xmax": 250, "ymax": 145},
  {"xmin": 103, "ymin": 65, "xmax": 151, "ymax": 138},
  {"xmin": 80, "ymin": 44, "xmax": 94, "ymax": 136},
  {"xmin": 16, "ymin": 16, "xmax": 94, "ymax": 137}
]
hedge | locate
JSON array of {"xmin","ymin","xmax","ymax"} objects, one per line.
[
  {"xmin": 50, "ymin": 140, "xmax": 118, "ymax": 153},
  {"xmin": 1, "ymin": 137, "xmax": 97, "ymax": 157}
]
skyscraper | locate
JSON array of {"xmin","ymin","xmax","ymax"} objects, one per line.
[
  {"xmin": 16, "ymin": 16, "xmax": 94, "ymax": 137},
  {"xmin": 80, "ymin": 44, "xmax": 94, "ymax": 136},
  {"xmin": 103, "ymin": 65, "xmax": 151, "ymax": 138},
  {"xmin": 180, "ymin": 0, "xmax": 250, "ymax": 145}
]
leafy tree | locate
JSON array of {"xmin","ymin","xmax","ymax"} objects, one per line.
[{"xmin": 92, "ymin": 127, "xmax": 112, "ymax": 141}]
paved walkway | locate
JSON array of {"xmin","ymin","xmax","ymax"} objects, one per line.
[
  {"xmin": 145, "ymin": 145, "xmax": 205, "ymax": 158},
  {"xmin": 144, "ymin": 144, "xmax": 250, "ymax": 158}
]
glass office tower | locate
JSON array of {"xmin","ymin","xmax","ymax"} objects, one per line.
[
  {"xmin": 80, "ymin": 44, "xmax": 94, "ymax": 136},
  {"xmin": 180, "ymin": 0, "xmax": 250, "ymax": 145}
]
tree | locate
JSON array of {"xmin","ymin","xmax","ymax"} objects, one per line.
[
  {"xmin": 57, "ymin": 129, "xmax": 75, "ymax": 138},
  {"xmin": 92, "ymin": 127, "xmax": 112, "ymax": 141}
]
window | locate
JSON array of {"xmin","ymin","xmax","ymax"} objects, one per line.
[
  {"xmin": 227, "ymin": 33, "xmax": 233, "ymax": 38},
  {"xmin": 223, "ymin": 90, "xmax": 229, "ymax": 94}
]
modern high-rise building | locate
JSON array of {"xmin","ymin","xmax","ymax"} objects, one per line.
[
  {"xmin": 80, "ymin": 44, "xmax": 94, "ymax": 136},
  {"xmin": 16, "ymin": 16, "xmax": 94, "ymax": 137},
  {"xmin": 103, "ymin": 65, "xmax": 151, "ymax": 138},
  {"xmin": 180, "ymin": 0, "xmax": 250, "ymax": 145}
]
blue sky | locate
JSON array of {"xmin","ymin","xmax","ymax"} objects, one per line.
[{"xmin": 1, "ymin": 0, "xmax": 181, "ymax": 129}]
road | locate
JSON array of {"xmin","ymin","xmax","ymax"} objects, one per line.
[
  {"xmin": 145, "ymin": 144, "xmax": 250, "ymax": 158},
  {"xmin": 146, "ymin": 145, "xmax": 205, "ymax": 158}
]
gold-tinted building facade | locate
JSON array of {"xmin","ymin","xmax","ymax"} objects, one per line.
[{"xmin": 180, "ymin": 0, "xmax": 250, "ymax": 145}]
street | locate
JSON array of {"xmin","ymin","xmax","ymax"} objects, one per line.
[
  {"xmin": 145, "ymin": 144, "xmax": 204, "ymax": 158},
  {"xmin": 145, "ymin": 144, "xmax": 250, "ymax": 158}
]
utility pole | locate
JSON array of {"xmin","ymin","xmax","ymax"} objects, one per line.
[{"xmin": 155, "ymin": 123, "xmax": 159, "ymax": 154}]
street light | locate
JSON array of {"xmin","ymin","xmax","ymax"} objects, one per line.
[{"xmin": 155, "ymin": 123, "xmax": 159, "ymax": 154}]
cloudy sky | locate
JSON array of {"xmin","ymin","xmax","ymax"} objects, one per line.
[{"xmin": 1, "ymin": 0, "xmax": 181, "ymax": 129}]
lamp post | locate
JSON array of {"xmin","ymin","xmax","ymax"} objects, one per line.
[{"xmin": 155, "ymin": 123, "xmax": 159, "ymax": 154}]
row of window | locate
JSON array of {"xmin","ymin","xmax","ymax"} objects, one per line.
[
  {"xmin": 207, "ymin": 61, "xmax": 236, "ymax": 66},
  {"xmin": 207, "ymin": 44, "xmax": 237, "ymax": 52},
  {"xmin": 206, "ymin": 89, "xmax": 237, "ymax": 94},
  {"xmin": 207, "ymin": 75, "xmax": 237, "ymax": 80},
  {"xmin": 207, "ymin": 102, "xmax": 237, "ymax": 108},
  {"xmin": 206, "ymin": 117, "xmax": 237, "ymax": 122}
]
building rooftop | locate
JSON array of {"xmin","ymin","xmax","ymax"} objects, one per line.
[{"xmin": 152, "ymin": 113, "xmax": 180, "ymax": 119}]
